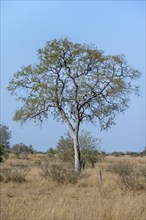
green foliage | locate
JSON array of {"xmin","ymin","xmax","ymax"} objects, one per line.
[
  {"xmin": 56, "ymin": 130, "xmax": 101, "ymax": 167},
  {"xmin": 0, "ymin": 144, "xmax": 7, "ymax": 162},
  {"xmin": 47, "ymin": 147, "xmax": 56, "ymax": 157},
  {"xmin": 39, "ymin": 162, "xmax": 79, "ymax": 184},
  {"xmin": 79, "ymin": 130, "xmax": 101, "ymax": 167},
  {"xmin": 111, "ymin": 151, "xmax": 125, "ymax": 157},
  {"xmin": 56, "ymin": 132, "xmax": 74, "ymax": 162},
  {"xmin": 7, "ymin": 38, "xmax": 140, "ymax": 130},
  {"xmin": 0, "ymin": 124, "xmax": 11, "ymax": 148},
  {"xmin": 11, "ymin": 143, "xmax": 34, "ymax": 155},
  {"xmin": 126, "ymin": 151, "xmax": 140, "ymax": 157},
  {"xmin": 7, "ymin": 38, "xmax": 141, "ymax": 171}
]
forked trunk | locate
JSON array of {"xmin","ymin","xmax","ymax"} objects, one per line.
[{"xmin": 73, "ymin": 131, "xmax": 81, "ymax": 172}]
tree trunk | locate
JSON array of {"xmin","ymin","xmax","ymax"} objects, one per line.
[{"xmin": 73, "ymin": 130, "xmax": 81, "ymax": 172}]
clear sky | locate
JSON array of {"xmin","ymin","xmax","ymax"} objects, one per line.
[{"xmin": 1, "ymin": 0, "xmax": 145, "ymax": 153}]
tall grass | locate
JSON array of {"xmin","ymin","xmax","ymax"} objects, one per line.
[{"xmin": 0, "ymin": 154, "xmax": 145, "ymax": 220}]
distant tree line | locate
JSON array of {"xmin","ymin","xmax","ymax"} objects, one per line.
[
  {"xmin": 109, "ymin": 149, "xmax": 146, "ymax": 157},
  {"xmin": 0, "ymin": 124, "xmax": 145, "ymax": 163},
  {"xmin": 11, "ymin": 143, "xmax": 34, "ymax": 155},
  {"xmin": 0, "ymin": 124, "xmax": 35, "ymax": 162}
]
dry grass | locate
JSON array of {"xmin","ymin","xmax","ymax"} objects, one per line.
[{"xmin": 0, "ymin": 154, "xmax": 146, "ymax": 220}]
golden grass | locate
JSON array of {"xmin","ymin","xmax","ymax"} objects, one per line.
[{"xmin": 0, "ymin": 154, "xmax": 146, "ymax": 220}]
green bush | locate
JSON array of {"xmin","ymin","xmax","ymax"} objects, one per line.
[
  {"xmin": 56, "ymin": 134, "xmax": 74, "ymax": 163},
  {"xmin": 56, "ymin": 130, "xmax": 101, "ymax": 168}
]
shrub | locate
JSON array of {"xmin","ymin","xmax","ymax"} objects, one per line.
[
  {"xmin": 0, "ymin": 144, "xmax": 6, "ymax": 162},
  {"xmin": 39, "ymin": 162, "xmax": 79, "ymax": 184},
  {"xmin": 47, "ymin": 147, "xmax": 56, "ymax": 158},
  {"xmin": 56, "ymin": 130, "xmax": 101, "ymax": 168},
  {"xmin": 0, "ymin": 164, "xmax": 30, "ymax": 183},
  {"xmin": 108, "ymin": 161, "xmax": 145, "ymax": 191},
  {"xmin": 12, "ymin": 143, "xmax": 34, "ymax": 156},
  {"xmin": 126, "ymin": 151, "xmax": 140, "ymax": 157},
  {"xmin": 56, "ymin": 134, "xmax": 74, "ymax": 163}
]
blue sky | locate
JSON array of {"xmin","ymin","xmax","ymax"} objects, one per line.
[{"xmin": 1, "ymin": 0, "xmax": 145, "ymax": 152}]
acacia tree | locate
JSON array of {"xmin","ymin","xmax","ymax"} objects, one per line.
[{"xmin": 8, "ymin": 38, "xmax": 140, "ymax": 172}]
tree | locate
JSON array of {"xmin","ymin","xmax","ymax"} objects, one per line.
[
  {"xmin": 79, "ymin": 130, "xmax": 101, "ymax": 168},
  {"xmin": 0, "ymin": 124, "xmax": 11, "ymax": 148},
  {"xmin": 56, "ymin": 132, "xmax": 74, "ymax": 162},
  {"xmin": 12, "ymin": 143, "xmax": 34, "ymax": 155},
  {"xmin": 8, "ymin": 38, "xmax": 141, "ymax": 172},
  {"xmin": 47, "ymin": 147, "xmax": 56, "ymax": 157},
  {"xmin": 57, "ymin": 130, "xmax": 101, "ymax": 168}
]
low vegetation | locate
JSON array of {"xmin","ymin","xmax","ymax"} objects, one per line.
[
  {"xmin": 0, "ymin": 153, "xmax": 145, "ymax": 220},
  {"xmin": 0, "ymin": 144, "xmax": 7, "ymax": 162},
  {"xmin": 107, "ymin": 160, "xmax": 146, "ymax": 191},
  {"xmin": 56, "ymin": 130, "xmax": 102, "ymax": 168},
  {"xmin": 39, "ymin": 162, "xmax": 80, "ymax": 184},
  {"xmin": 0, "ymin": 163, "xmax": 30, "ymax": 183}
]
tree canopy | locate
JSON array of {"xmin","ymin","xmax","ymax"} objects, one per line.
[{"xmin": 8, "ymin": 38, "xmax": 140, "ymax": 129}]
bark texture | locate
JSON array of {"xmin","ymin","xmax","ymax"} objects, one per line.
[{"xmin": 73, "ymin": 131, "xmax": 81, "ymax": 172}]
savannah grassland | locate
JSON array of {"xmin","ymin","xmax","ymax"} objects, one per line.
[{"xmin": 0, "ymin": 153, "xmax": 146, "ymax": 220}]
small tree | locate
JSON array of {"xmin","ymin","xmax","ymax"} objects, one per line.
[
  {"xmin": 0, "ymin": 124, "xmax": 11, "ymax": 148},
  {"xmin": 111, "ymin": 151, "xmax": 125, "ymax": 157},
  {"xmin": 56, "ymin": 130, "xmax": 101, "ymax": 168},
  {"xmin": 8, "ymin": 38, "xmax": 141, "ymax": 172},
  {"xmin": 80, "ymin": 130, "xmax": 101, "ymax": 168},
  {"xmin": 56, "ymin": 132, "xmax": 74, "ymax": 162}
]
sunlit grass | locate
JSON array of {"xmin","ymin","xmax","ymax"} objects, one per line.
[{"xmin": 0, "ymin": 154, "xmax": 145, "ymax": 220}]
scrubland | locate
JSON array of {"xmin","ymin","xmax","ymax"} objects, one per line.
[{"xmin": 0, "ymin": 153, "xmax": 146, "ymax": 220}]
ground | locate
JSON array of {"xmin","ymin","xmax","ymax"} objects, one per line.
[{"xmin": 0, "ymin": 153, "xmax": 146, "ymax": 220}]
